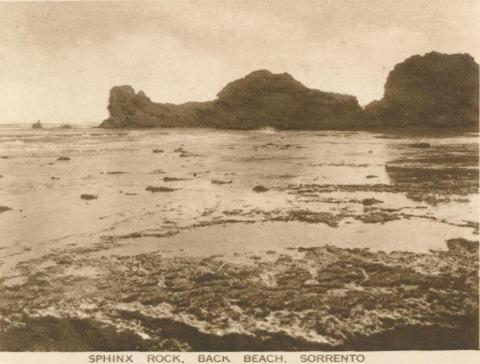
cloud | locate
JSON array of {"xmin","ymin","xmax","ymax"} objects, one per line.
[{"xmin": 0, "ymin": 1, "xmax": 478, "ymax": 123}]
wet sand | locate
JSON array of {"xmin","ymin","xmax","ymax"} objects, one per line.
[{"xmin": 0, "ymin": 125, "xmax": 478, "ymax": 350}]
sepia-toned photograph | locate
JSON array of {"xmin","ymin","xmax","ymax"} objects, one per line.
[{"xmin": 0, "ymin": 0, "xmax": 478, "ymax": 354}]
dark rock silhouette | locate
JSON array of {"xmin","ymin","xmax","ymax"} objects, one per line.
[
  {"xmin": 365, "ymin": 52, "xmax": 479, "ymax": 130},
  {"xmin": 32, "ymin": 121, "xmax": 42, "ymax": 129},
  {"xmin": 408, "ymin": 142, "xmax": 431, "ymax": 148},
  {"xmin": 253, "ymin": 185, "xmax": 269, "ymax": 193},
  {"xmin": 80, "ymin": 194, "xmax": 98, "ymax": 200},
  {"xmin": 146, "ymin": 186, "xmax": 176, "ymax": 193},
  {"xmin": 0, "ymin": 206, "xmax": 12, "ymax": 213},
  {"xmin": 99, "ymin": 70, "xmax": 364, "ymax": 130},
  {"xmin": 100, "ymin": 52, "xmax": 479, "ymax": 131},
  {"xmin": 207, "ymin": 70, "xmax": 364, "ymax": 129}
]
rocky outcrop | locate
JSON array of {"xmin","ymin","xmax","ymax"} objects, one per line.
[
  {"xmin": 100, "ymin": 52, "xmax": 479, "ymax": 131},
  {"xmin": 99, "ymin": 70, "xmax": 364, "ymax": 130},
  {"xmin": 365, "ymin": 52, "xmax": 479, "ymax": 130},
  {"xmin": 99, "ymin": 85, "xmax": 208, "ymax": 128},
  {"xmin": 205, "ymin": 70, "xmax": 364, "ymax": 129}
]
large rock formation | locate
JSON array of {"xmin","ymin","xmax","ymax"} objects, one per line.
[
  {"xmin": 365, "ymin": 52, "xmax": 479, "ymax": 130},
  {"xmin": 100, "ymin": 52, "xmax": 479, "ymax": 130},
  {"xmin": 99, "ymin": 85, "xmax": 209, "ymax": 128},
  {"xmin": 99, "ymin": 70, "xmax": 364, "ymax": 129}
]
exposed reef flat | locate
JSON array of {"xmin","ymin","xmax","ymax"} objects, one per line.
[
  {"xmin": 100, "ymin": 52, "xmax": 479, "ymax": 131},
  {"xmin": 0, "ymin": 127, "xmax": 477, "ymax": 351},
  {"xmin": 0, "ymin": 238, "xmax": 477, "ymax": 351}
]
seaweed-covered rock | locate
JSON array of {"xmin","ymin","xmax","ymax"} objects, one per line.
[{"xmin": 0, "ymin": 236, "xmax": 477, "ymax": 350}]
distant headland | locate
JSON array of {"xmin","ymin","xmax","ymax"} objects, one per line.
[{"xmin": 99, "ymin": 52, "xmax": 479, "ymax": 131}]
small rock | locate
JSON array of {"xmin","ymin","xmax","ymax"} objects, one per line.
[
  {"xmin": 179, "ymin": 151, "xmax": 200, "ymax": 158},
  {"xmin": 408, "ymin": 142, "xmax": 431, "ymax": 148},
  {"xmin": 152, "ymin": 149, "xmax": 164, "ymax": 153},
  {"xmin": 150, "ymin": 169, "xmax": 164, "ymax": 174},
  {"xmin": 362, "ymin": 198, "xmax": 383, "ymax": 206},
  {"xmin": 80, "ymin": 194, "xmax": 98, "ymax": 200},
  {"xmin": 211, "ymin": 179, "xmax": 232, "ymax": 185},
  {"xmin": 253, "ymin": 185, "xmax": 268, "ymax": 193},
  {"xmin": 146, "ymin": 186, "xmax": 176, "ymax": 193},
  {"xmin": 57, "ymin": 156, "xmax": 70, "ymax": 161},
  {"xmin": 0, "ymin": 206, "xmax": 12, "ymax": 213},
  {"xmin": 32, "ymin": 121, "xmax": 42, "ymax": 129},
  {"xmin": 163, "ymin": 177, "xmax": 187, "ymax": 182}
]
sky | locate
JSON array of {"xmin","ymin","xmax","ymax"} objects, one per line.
[{"xmin": 0, "ymin": 0, "xmax": 478, "ymax": 124}]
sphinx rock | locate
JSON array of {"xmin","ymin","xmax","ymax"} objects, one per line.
[{"xmin": 99, "ymin": 70, "xmax": 364, "ymax": 130}]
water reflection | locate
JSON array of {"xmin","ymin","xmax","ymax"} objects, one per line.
[{"xmin": 384, "ymin": 140, "xmax": 479, "ymax": 192}]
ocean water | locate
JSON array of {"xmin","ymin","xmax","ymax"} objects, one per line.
[{"xmin": 0, "ymin": 124, "xmax": 478, "ymax": 271}]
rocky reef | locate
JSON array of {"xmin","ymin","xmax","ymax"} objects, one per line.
[
  {"xmin": 365, "ymin": 52, "xmax": 479, "ymax": 130},
  {"xmin": 0, "ymin": 238, "xmax": 477, "ymax": 351},
  {"xmin": 100, "ymin": 52, "xmax": 478, "ymax": 131}
]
